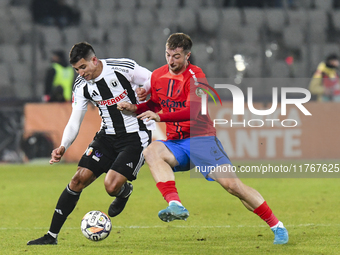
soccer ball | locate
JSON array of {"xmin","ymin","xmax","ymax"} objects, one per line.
[{"xmin": 81, "ymin": 210, "xmax": 112, "ymax": 241}]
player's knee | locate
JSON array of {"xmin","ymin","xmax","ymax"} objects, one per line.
[
  {"xmin": 69, "ymin": 167, "xmax": 94, "ymax": 191},
  {"xmin": 69, "ymin": 175, "xmax": 86, "ymax": 191},
  {"xmin": 144, "ymin": 142, "xmax": 169, "ymax": 164},
  {"xmin": 143, "ymin": 144, "xmax": 157, "ymax": 163},
  {"xmin": 104, "ymin": 180, "xmax": 121, "ymax": 196}
]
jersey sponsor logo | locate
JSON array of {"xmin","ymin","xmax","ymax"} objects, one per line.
[
  {"xmin": 97, "ymin": 90, "xmax": 128, "ymax": 106},
  {"xmin": 159, "ymin": 98, "xmax": 186, "ymax": 108},
  {"xmin": 95, "ymin": 150, "xmax": 103, "ymax": 158},
  {"xmin": 92, "ymin": 155, "xmax": 100, "ymax": 162},
  {"xmin": 92, "ymin": 150, "xmax": 103, "ymax": 162},
  {"xmin": 112, "ymin": 66, "xmax": 129, "ymax": 73}
]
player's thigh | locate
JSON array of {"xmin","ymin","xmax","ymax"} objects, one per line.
[
  {"xmin": 78, "ymin": 133, "xmax": 117, "ymax": 178},
  {"xmin": 190, "ymin": 136, "xmax": 232, "ymax": 179},
  {"xmin": 143, "ymin": 141, "xmax": 179, "ymax": 168},
  {"xmin": 111, "ymin": 144, "xmax": 145, "ymax": 181},
  {"xmin": 111, "ymin": 131, "xmax": 151, "ymax": 181},
  {"xmin": 69, "ymin": 166, "xmax": 97, "ymax": 192}
]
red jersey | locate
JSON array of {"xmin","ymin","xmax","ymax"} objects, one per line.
[{"xmin": 137, "ymin": 63, "xmax": 216, "ymax": 140}]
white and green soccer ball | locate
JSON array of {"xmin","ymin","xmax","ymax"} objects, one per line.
[{"xmin": 81, "ymin": 210, "xmax": 112, "ymax": 241}]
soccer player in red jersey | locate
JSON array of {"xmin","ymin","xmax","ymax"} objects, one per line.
[{"xmin": 118, "ymin": 33, "xmax": 288, "ymax": 244}]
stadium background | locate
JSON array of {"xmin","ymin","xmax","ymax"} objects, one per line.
[
  {"xmin": 0, "ymin": 0, "xmax": 339, "ymax": 162},
  {"xmin": 1, "ymin": 1, "xmax": 340, "ymax": 254}
]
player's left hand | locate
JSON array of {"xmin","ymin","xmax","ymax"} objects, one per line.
[
  {"xmin": 136, "ymin": 87, "xmax": 147, "ymax": 101},
  {"xmin": 137, "ymin": 110, "xmax": 160, "ymax": 122}
]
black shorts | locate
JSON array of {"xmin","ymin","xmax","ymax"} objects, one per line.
[{"xmin": 78, "ymin": 130, "xmax": 151, "ymax": 181}]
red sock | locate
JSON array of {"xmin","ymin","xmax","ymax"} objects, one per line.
[
  {"xmin": 156, "ymin": 181, "xmax": 181, "ymax": 203},
  {"xmin": 253, "ymin": 201, "xmax": 279, "ymax": 227}
]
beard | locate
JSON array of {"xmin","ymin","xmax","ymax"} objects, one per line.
[{"xmin": 169, "ymin": 63, "xmax": 184, "ymax": 73}]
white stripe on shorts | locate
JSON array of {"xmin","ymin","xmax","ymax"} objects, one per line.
[{"xmin": 132, "ymin": 131, "xmax": 150, "ymax": 177}]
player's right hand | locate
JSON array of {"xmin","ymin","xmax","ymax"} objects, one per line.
[{"xmin": 49, "ymin": 146, "xmax": 66, "ymax": 164}]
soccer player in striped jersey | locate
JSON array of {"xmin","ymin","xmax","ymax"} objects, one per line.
[
  {"xmin": 117, "ymin": 33, "xmax": 289, "ymax": 244},
  {"xmin": 27, "ymin": 42, "xmax": 154, "ymax": 245}
]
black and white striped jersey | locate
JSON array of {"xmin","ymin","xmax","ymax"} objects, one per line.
[{"xmin": 72, "ymin": 58, "xmax": 155, "ymax": 135}]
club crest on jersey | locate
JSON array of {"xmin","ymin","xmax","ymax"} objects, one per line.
[
  {"xmin": 111, "ymin": 79, "xmax": 118, "ymax": 87},
  {"xmin": 195, "ymin": 88, "xmax": 205, "ymax": 97},
  {"xmin": 85, "ymin": 147, "xmax": 93, "ymax": 156}
]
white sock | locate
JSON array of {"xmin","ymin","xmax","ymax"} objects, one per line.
[
  {"xmin": 271, "ymin": 221, "xmax": 284, "ymax": 230},
  {"xmin": 169, "ymin": 200, "xmax": 183, "ymax": 206},
  {"xmin": 47, "ymin": 231, "xmax": 58, "ymax": 239}
]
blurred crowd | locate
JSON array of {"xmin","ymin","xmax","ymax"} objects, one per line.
[{"xmin": 31, "ymin": 0, "xmax": 80, "ymax": 27}]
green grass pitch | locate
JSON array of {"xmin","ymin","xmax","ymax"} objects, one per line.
[{"xmin": 0, "ymin": 161, "xmax": 339, "ymax": 254}]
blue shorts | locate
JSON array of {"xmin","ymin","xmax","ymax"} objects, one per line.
[{"xmin": 159, "ymin": 136, "xmax": 232, "ymax": 180}]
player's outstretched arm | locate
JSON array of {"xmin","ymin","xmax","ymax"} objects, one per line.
[
  {"xmin": 117, "ymin": 102, "xmax": 137, "ymax": 112},
  {"xmin": 49, "ymin": 146, "xmax": 66, "ymax": 164}
]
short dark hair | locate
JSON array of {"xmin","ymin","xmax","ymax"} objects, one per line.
[
  {"xmin": 69, "ymin": 42, "xmax": 96, "ymax": 64},
  {"xmin": 326, "ymin": 53, "xmax": 338, "ymax": 62},
  {"xmin": 52, "ymin": 50, "xmax": 66, "ymax": 60},
  {"xmin": 166, "ymin": 33, "xmax": 192, "ymax": 53}
]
